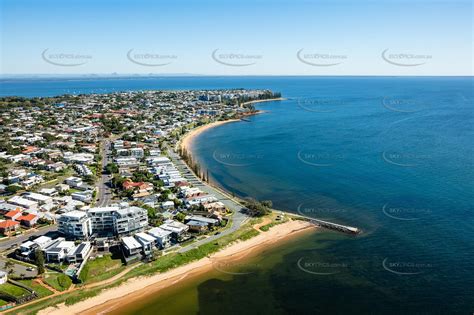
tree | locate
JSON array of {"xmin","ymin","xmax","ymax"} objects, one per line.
[
  {"xmin": 245, "ymin": 198, "xmax": 272, "ymax": 217},
  {"xmin": 6, "ymin": 185, "xmax": 22, "ymax": 194},
  {"xmin": 35, "ymin": 249, "xmax": 45, "ymax": 274},
  {"xmin": 105, "ymin": 163, "xmax": 119, "ymax": 174},
  {"xmin": 175, "ymin": 212, "xmax": 186, "ymax": 222}
]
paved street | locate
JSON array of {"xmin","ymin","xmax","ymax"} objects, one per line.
[{"xmin": 0, "ymin": 225, "xmax": 58, "ymax": 252}]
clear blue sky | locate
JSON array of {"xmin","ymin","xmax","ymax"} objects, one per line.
[{"xmin": 0, "ymin": 0, "xmax": 472, "ymax": 76}]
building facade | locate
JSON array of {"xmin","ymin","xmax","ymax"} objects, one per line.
[{"xmin": 57, "ymin": 211, "xmax": 92, "ymax": 239}]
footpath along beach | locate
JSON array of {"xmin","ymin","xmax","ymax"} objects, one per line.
[{"xmin": 38, "ymin": 220, "xmax": 317, "ymax": 315}]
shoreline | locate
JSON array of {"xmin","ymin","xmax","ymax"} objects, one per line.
[
  {"xmin": 179, "ymin": 97, "xmax": 284, "ymax": 154},
  {"xmin": 39, "ymin": 220, "xmax": 317, "ymax": 315}
]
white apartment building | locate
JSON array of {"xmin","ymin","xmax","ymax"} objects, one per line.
[
  {"xmin": 88, "ymin": 205, "xmax": 148, "ymax": 236},
  {"xmin": 57, "ymin": 211, "xmax": 92, "ymax": 239}
]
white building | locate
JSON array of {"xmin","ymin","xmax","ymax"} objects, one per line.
[
  {"xmin": 44, "ymin": 239, "xmax": 76, "ymax": 263},
  {"xmin": 71, "ymin": 191, "xmax": 93, "ymax": 203},
  {"xmin": 130, "ymin": 148, "xmax": 144, "ymax": 158},
  {"xmin": 65, "ymin": 176, "xmax": 83, "ymax": 188},
  {"xmin": 134, "ymin": 232, "xmax": 155, "ymax": 254},
  {"xmin": 23, "ymin": 192, "xmax": 53, "ymax": 205},
  {"xmin": 122, "ymin": 236, "xmax": 141, "ymax": 257},
  {"xmin": 160, "ymin": 220, "xmax": 189, "ymax": 237},
  {"xmin": 88, "ymin": 205, "xmax": 148, "ymax": 236},
  {"xmin": 67, "ymin": 242, "xmax": 92, "ymax": 263},
  {"xmin": 147, "ymin": 227, "xmax": 172, "ymax": 248},
  {"xmin": 63, "ymin": 152, "xmax": 94, "ymax": 164},
  {"xmin": 33, "ymin": 236, "xmax": 54, "ymax": 249},
  {"xmin": 58, "ymin": 211, "xmax": 92, "ymax": 239},
  {"xmin": 0, "ymin": 270, "xmax": 7, "ymax": 284},
  {"xmin": 8, "ymin": 196, "xmax": 38, "ymax": 211}
]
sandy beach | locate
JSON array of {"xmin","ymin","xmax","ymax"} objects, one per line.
[
  {"xmin": 179, "ymin": 97, "xmax": 284, "ymax": 154},
  {"xmin": 38, "ymin": 220, "xmax": 316, "ymax": 315},
  {"xmin": 179, "ymin": 119, "xmax": 240, "ymax": 154}
]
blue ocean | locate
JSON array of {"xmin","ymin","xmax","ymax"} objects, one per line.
[{"xmin": 1, "ymin": 76, "xmax": 473, "ymax": 314}]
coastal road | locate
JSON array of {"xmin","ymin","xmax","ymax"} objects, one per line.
[
  {"xmin": 0, "ymin": 225, "xmax": 58, "ymax": 252},
  {"xmin": 166, "ymin": 146, "xmax": 250, "ymax": 253}
]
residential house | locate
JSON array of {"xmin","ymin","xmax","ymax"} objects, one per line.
[
  {"xmin": 44, "ymin": 239, "xmax": 76, "ymax": 263},
  {"xmin": 17, "ymin": 213, "xmax": 38, "ymax": 227},
  {"xmin": 0, "ymin": 220, "xmax": 20, "ymax": 234},
  {"xmin": 66, "ymin": 242, "xmax": 92, "ymax": 263},
  {"xmin": 134, "ymin": 232, "xmax": 155, "ymax": 255},
  {"xmin": 121, "ymin": 236, "xmax": 141, "ymax": 257},
  {"xmin": 8, "ymin": 196, "xmax": 38, "ymax": 211},
  {"xmin": 4, "ymin": 209, "xmax": 22, "ymax": 221},
  {"xmin": 147, "ymin": 227, "xmax": 172, "ymax": 249}
]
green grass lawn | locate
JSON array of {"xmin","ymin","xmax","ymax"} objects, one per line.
[
  {"xmin": 79, "ymin": 254, "xmax": 126, "ymax": 284},
  {"xmin": 44, "ymin": 273, "xmax": 72, "ymax": 292},
  {"xmin": 0, "ymin": 299, "xmax": 9, "ymax": 306},
  {"xmin": 0, "ymin": 283, "xmax": 30, "ymax": 297},
  {"xmin": 17, "ymin": 280, "xmax": 53, "ymax": 298}
]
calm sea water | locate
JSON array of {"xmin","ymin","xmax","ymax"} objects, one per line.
[{"xmin": 1, "ymin": 77, "xmax": 473, "ymax": 314}]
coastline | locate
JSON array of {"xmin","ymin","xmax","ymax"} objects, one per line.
[
  {"xmin": 179, "ymin": 119, "xmax": 240, "ymax": 154},
  {"xmin": 179, "ymin": 97, "xmax": 284, "ymax": 154},
  {"xmin": 39, "ymin": 220, "xmax": 317, "ymax": 315}
]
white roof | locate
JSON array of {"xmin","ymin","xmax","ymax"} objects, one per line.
[
  {"xmin": 21, "ymin": 240, "xmax": 35, "ymax": 248},
  {"xmin": 24, "ymin": 192, "xmax": 51, "ymax": 201},
  {"xmin": 62, "ymin": 210, "xmax": 88, "ymax": 219},
  {"xmin": 57, "ymin": 241, "xmax": 75, "ymax": 249},
  {"xmin": 88, "ymin": 206, "xmax": 119, "ymax": 214},
  {"xmin": 148, "ymin": 227, "xmax": 172, "ymax": 238},
  {"xmin": 33, "ymin": 236, "xmax": 52, "ymax": 247},
  {"xmin": 8, "ymin": 196, "xmax": 37, "ymax": 206},
  {"xmin": 122, "ymin": 236, "xmax": 141, "ymax": 250},
  {"xmin": 135, "ymin": 232, "xmax": 155, "ymax": 243},
  {"xmin": 160, "ymin": 220, "xmax": 188, "ymax": 233}
]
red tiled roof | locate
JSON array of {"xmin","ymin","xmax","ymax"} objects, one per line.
[
  {"xmin": 22, "ymin": 146, "xmax": 39, "ymax": 154},
  {"xmin": 5, "ymin": 210, "xmax": 21, "ymax": 218},
  {"xmin": 17, "ymin": 214, "xmax": 37, "ymax": 222},
  {"xmin": 0, "ymin": 220, "xmax": 20, "ymax": 229}
]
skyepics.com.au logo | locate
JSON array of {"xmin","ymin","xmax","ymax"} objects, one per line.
[
  {"xmin": 212, "ymin": 150, "xmax": 264, "ymax": 167},
  {"xmin": 382, "ymin": 151, "xmax": 431, "ymax": 167},
  {"xmin": 212, "ymin": 259, "xmax": 261, "ymax": 275},
  {"xmin": 211, "ymin": 49, "xmax": 262, "ymax": 67},
  {"xmin": 297, "ymin": 97, "xmax": 347, "ymax": 113},
  {"xmin": 127, "ymin": 49, "xmax": 177, "ymax": 66},
  {"xmin": 382, "ymin": 203, "xmax": 432, "ymax": 221},
  {"xmin": 296, "ymin": 49, "xmax": 347, "ymax": 67},
  {"xmin": 297, "ymin": 150, "xmax": 346, "ymax": 167},
  {"xmin": 381, "ymin": 49, "xmax": 432, "ymax": 67},
  {"xmin": 297, "ymin": 257, "xmax": 348, "ymax": 275},
  {"xmin": 382, "ymin": 258, "xmax": 433, "ymax": 275},
  {"xmin": 382, "ymin": 97, "xmax": 428, "ymax": 113},
  {"xmin": 297, "ymin": 203, "xmax": 347, "ymax": 218},
  {"xmin": 42, "ymin": 49, "xmax": 92, "ymax": 67}
]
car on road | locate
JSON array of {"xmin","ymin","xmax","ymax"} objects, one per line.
[{"xmin": 26, "ymin": 267, "xmax": 35, "ymax": 271}]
